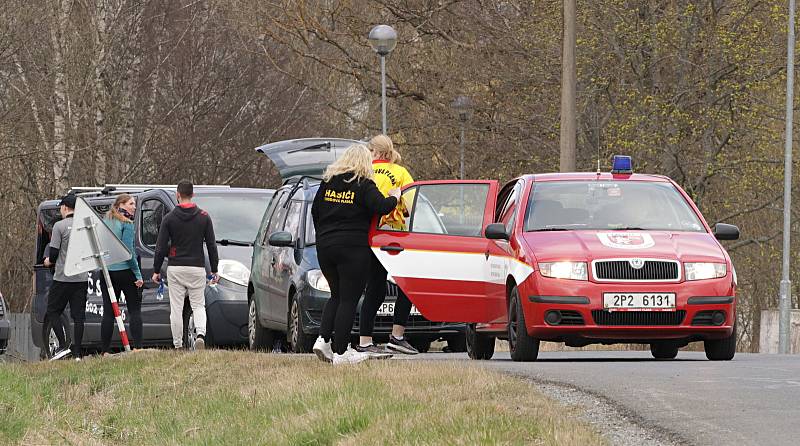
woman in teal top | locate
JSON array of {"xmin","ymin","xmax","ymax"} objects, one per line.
[{"xmin": 100, "ymin": 193, "xmax": 144, "ymax": 353}]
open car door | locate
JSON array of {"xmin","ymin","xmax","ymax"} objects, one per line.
[{"xmin": 369, "ymin": 180, "xmax": 507, "ymax": 323}]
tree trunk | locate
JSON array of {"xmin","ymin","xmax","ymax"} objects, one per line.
[
  {"xmin": 120, "ymin": 3, "xmax": 144, "ymax": 180},
  {"xmin": 49, "ymin": 0, "xmax": 72, "ymax": 192},
  {"xmin": 93, "ymin": 0, "xmax": 109, "ymax": 185}
]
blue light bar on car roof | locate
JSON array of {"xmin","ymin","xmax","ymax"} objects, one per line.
[{"xmin": 611, "ymin": 155, "xmax": 633, "ymax": 174}]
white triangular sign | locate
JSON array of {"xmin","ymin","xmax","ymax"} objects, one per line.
[{"xmin": 64, "ymin": 197, "xmax": 132, "ymax": 276}]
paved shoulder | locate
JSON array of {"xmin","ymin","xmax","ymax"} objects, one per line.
[{"xmin": 418, "ymin": 351, "xmax": 800, "ymax": 446}]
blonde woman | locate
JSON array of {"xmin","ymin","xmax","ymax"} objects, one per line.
[
  {"xmin": 100, "ymin": 194, "xmax": 144, "ymax": 354},
  {"xmin": 311, "ymin": 144, "xmax": 400, "ymax": 365},
  {"xmin": 357, "ymin": 135, "xmax": 419, "ymax": 355}
]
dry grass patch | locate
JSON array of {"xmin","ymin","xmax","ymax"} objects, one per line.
[{"xmin": 0, "ymin": 350, "xmax": 605, "ymax": 445}]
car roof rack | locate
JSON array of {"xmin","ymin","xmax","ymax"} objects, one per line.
[
  {"xmin": 282, "ymin": 175, "xmax": 322, "ymax": 186},
  {"xmin": 67, "ymin": 184, "xmax": 231, "ymax": 197}
]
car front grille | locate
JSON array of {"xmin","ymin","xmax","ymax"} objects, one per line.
[
  {"xmin": 591, "ymin": 310, "xmax": 686, "ymax": 326},
  {"xmin": 306, "ymin": 280, "xmax": 448, "ymax": 330},
  {"xmin": 593, "ymin": 259, "xmax": 680, "ymax": 281},
  {"xmin": 386, "ymin": 281, "xmax": 400, "ymax": 297},
  {"xmin": 352, "ymin": 315, "xmax": 445, "ymax": 330}
]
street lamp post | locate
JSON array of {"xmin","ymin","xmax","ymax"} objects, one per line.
[
  {"xmin": 368, "ymin": 25, "xmax": 398, "ymax": 135},
  {"xmin": 451, "ymin": 95, "xmax": 473, "ymax": 180},
  {"xmin": 779, "ymin": 0, "xmax": 796, "ymax": 354}
]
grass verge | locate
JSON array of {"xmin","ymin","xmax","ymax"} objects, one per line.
[{"xmin": 0, "ymin": 350, "xmax": 605, "ymax": 445}]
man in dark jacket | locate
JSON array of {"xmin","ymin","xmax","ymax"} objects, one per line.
[
  {"xmin": 152, "ymin": 181, "xmax": 219, "ymax": 350},
  {"xmin": 44, "ymin": 193, "xmax": 89, "ymax": 360}
]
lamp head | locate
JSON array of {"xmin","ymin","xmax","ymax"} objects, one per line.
[{"xmin": 368, "ymin": 25, "xmax": 398, "ymax": 56}]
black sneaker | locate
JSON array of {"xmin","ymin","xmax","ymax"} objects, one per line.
[
  {"xmin": 386, "ymin": 335, "xmax": 419, "ymax": 355},
  {"xmin": 355, "ymin": 343, "xmax": 393, "ymax": 359}
]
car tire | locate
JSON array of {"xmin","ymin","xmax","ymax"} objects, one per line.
[
  {"xmin": 183, "ymin": 314, "xmax": 197, "ymax": 350},
  {"xmin": 288, "ymin": 296, "xmax": 314, "ymax": 353},
  {"xmin": 248, "ymin": 298, "xmax": 273, "ymax": 352},
  {"xmin": 650, "ymin": 342, "xmax": 679, "ymax": 359},
  {"xmin": 446, "ymin": 335, "xmax": 467, "ymax": 353},
  {"xmin": 411, "ymin": 339, "xmax": 431, "ymax": 353},
  {"xmin": 508, "ymin": 286, "xmax": 539, "ymax": 362},
  {"xmin": 466, "ymin": 323, "xmax": 495, "ymax": 360},
  {"xmin": 704, "ymin": 323, "xmax": 736, "ymax": 361},
  {"xmin": 41, "ymin": 315, "xmax": 71, "ymax": 359}
]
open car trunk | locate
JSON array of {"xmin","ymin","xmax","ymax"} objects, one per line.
[{"xmin": 254, "ymin": 138, "xmax": 362, "ymax": 181}]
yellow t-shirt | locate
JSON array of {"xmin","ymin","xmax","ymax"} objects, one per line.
[{"xmin": 373, "ymin": 160, "xmax": 414, "ymax": 229}]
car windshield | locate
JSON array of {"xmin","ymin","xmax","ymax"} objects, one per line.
[
  {"xmin": 524, "ymin": 181, "xmax": 705, "ymax": 232},
  {"xmin": 193, "ymin": 192, "xmax": 273, "ymax": 243}
]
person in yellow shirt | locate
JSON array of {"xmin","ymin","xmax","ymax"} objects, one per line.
[{"xmin": 357, "ymin": 135, "xmax": 420, "ymax": 355}]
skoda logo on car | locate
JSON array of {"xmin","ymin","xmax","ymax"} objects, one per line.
[{"xmin": 628, "ymin": 258, "xmax": 645, "ymax": 269}]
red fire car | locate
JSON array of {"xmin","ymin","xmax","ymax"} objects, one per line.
[{"xmin": 370, "ymin": 156, "xmax": 739, "ymax": 361}]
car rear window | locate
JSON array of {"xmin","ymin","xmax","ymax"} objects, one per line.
[{"xmin": 524, "ymin": 181, "xmax": 705, "ymax": 232}]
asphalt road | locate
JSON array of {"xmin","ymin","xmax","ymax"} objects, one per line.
[{"xmin": 417, "ymin": 351, "xmax": 800, "ymax": 446}]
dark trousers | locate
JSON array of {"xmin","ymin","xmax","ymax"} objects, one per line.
[
  {"xmin": 100, "ymin": 269, "xmax": 143, "ymax": 352},
  {"xmin": 318, "ymin": 244, "xmax": 372, "ymax": 355},
  {"xmin": 45, "ymin": 280, "xmax": 87, "ymax": 357},
  {"xmin": 360, "ymin": 254, "xmax": 412, "ymax": 336}
]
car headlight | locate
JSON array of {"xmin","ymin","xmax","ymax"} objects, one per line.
[
  {"xmin": 218, "ymin": 259, "xmax": 250, "ymax": 287},
  {"xmin": 307, "ymin": 269, "xmax": 330, "ymax": 292},
  {"xmin": 539, "ymin": 262, "xmax": 588, "ymax": 280},
  {"xmin": 685, "ymin": 262, "xmax": 727, "ymax": 281}
]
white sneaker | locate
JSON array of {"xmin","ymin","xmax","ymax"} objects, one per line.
[
  {"xmin": 332, "ymin": 347, "xmax": 371, "ymax": 365},
  {"xmin": 313, "ymin": 336, "xmax": 333, "ymax": 363},
  {"xmin": 195, "ymin": 336, "xmax": 205, "ymax": 350},
  {"xmin": 50, "ymin": 348, "xmax": 72, "ymax": 361}
]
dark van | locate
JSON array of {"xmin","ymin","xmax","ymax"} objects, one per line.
[
  {"xmin": 30, "ymin": 185, "xmax": 273, "ymax": 358},
  {"xmin": 247, "ymin": 139, "xmax": 466, "ymax": 353}
]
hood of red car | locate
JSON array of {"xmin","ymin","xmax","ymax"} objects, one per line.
[{"xmin": 521, "ymin": 230, "xmax": 725, "ymax": 263}]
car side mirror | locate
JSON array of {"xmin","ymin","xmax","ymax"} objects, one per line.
[
  {"xmin": 268, "ymin": 231, "xmax": 295, "ymax": 247},
  {"xmin": 485, "ymin": 223, "xmax": 509, "ymax": 240},
  {"xmin": 713, "ymin": 223, "xmax": 739, "ymax": 241}
]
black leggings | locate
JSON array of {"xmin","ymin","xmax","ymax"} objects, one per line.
[
  {"xmin": 45, "ymin": 281, "xmax": 87, "ymax": 357},
  {"xmin": 318, "ymin": 244, "xmax": 372, "ymax": 355},
  {"xmin": 100, "ymin": 269, "xmax": 143, "ymax": 352},
  {"xmin": 360, "ymin": 253, "xmax": 412, "ymax": 336}
]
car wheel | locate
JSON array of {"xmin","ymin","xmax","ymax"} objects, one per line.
[
  {"xmin": 704, "ymin": 323, "xmax": 737, "ymax": 361},
  {"xmin": 466, "ymin": 323, "xmax": 495, "ymax": 360},
  {"xmin": 650, "ymin": 342, "xmax": 679, "ymax": 359},
  {"xmin": 446, "ymin": 335, "xmax": 467, "ymax": 353},
  {"xmin": 508, "ymin": 286, "xmax": 539, "ymax": 362},
  {"xmin": 248, "ymin": 298, "xmax": 273, "ymax": 352},
  {"xmin": 183, "ymin": 314, "xmax": 197, "ymax": 350},
  {"xmin": 288, "ymin": 296, "xmax": 314, "ymax": 353},
  {"xmin": 42, "ymin": 315, "xmax": 71, "ymax": 359},
  {"xmin": 410, "ymin": 339, "xmax": 431, "ymax": 353}
]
